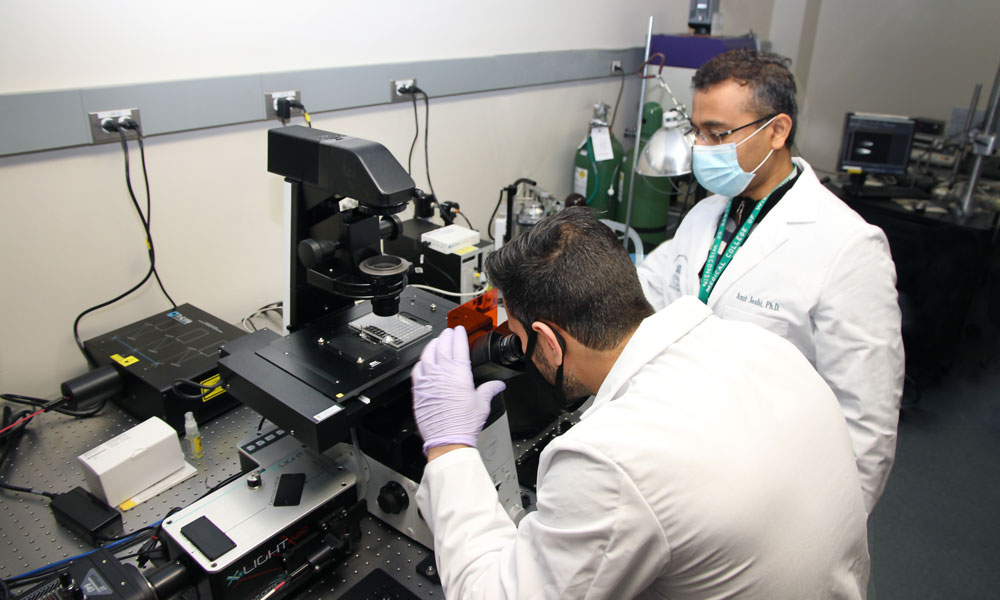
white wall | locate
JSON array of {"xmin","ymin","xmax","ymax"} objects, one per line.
[
  {"xmin": 1, "ymin": 1, "xmax": 697, "ymax": 397},
  {"xmin": 785, "ymin": 0, "xmax": 1000, "ymax": 170},
  {"xmin": 7, "ymin": 1, "xmax": 991, "ymax": 398},
  {"xmin": 0, "ymin": 0, "xmax": 671, "ymax": 94}
]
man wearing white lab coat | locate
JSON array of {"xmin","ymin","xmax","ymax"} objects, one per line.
[
  {"xmin": 637, "ymin": 50, "xmax": 904, "ymax": 513},
  {"xmin": 412, "ymin": 207, "xmax": 869, "ymax": 599}
]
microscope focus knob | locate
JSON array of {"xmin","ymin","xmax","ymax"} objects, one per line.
[
  {"xmin": 297, "ymin": 238, "xmax": 339, "ymax": 268},
  {"xmin": 377, "ymin": 481, "xmax": 409, "ymax": 514}
]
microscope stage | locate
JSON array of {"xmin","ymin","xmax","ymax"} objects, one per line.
[{"xmin": 218, "ymin": 287, "xmax": 455, "ymax": 453}]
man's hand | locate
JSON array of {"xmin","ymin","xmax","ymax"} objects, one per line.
[{"xmin": 412, "ymin": 326, "xmax": 507, "ymax": 455}]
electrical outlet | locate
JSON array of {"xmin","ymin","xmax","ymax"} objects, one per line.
[
  {"xmin": 265, "ymin": 90, "xmax": 303, "ymax": 119},
  {"xmin": 88, "ymin": 108, "xmax": 142, "ymax": 144},
  {"xmin": 390, "ymin": 78, "xmax": 417, "ymax": 103},
  {"xmin": 610, "ymin": 60, "xmax": 623, "ymax": 75}
]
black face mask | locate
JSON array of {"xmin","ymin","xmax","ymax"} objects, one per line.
[{"xmin": 524, "ymin": 327, "xmax": 568, "ymax": 408}]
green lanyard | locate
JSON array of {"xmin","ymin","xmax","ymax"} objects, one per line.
[{"xmin": 698, "ymin": 169, "xmax": 797, "ymax": 303}]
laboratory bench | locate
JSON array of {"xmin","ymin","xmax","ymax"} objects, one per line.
[
  {"xmin": 0, "ymin": 387, "xmax": 577, "ymax": 599},
  {"xmin": 827, "ymin": 183, "xmax": 1000, "ymax": 380},
  {"xmin": 0, "ymin": 403, "xmax": 444, "ymax": 599}
]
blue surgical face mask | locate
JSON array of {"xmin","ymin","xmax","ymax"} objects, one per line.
[{"xmin": 691, "ymin": 116, "xmax": 777, "ymax": 197}]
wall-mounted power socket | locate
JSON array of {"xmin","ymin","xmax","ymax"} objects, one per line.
[
  {"xmin": 390, "ymin": 78, "xmax": 417, "ymax": 103},
  {"xmin": 610, "ymin": 60, "xmax": 623, "ymax": 75},
  {"xmin": 88, "ymin": 108, "xmax": 142, "ymax": 144},
  {"xmin": 265, "ymin": 90, "xmax": 303, "ymax": 119}
]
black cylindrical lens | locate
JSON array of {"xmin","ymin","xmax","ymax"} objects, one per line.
[{"xmin": 470, "ymin": 331, "xmax": 524, "ymax": 367}]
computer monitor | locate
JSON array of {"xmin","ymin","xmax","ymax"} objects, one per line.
[{"xmin": 836, "ymin": 112, "xmax": 916, "ymax": 176}]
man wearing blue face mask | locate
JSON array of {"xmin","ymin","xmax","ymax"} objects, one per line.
[{"xmin": 637, "ymin": 49, "xmax": 904, "ymax": 515}]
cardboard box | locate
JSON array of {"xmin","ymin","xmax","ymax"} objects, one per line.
[{"xmin": 78, "ymin": 417, "xmax": 184, "ymax": 506}]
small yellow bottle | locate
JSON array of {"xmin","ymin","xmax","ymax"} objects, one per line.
[{"xmin": 183, "ymin": 411, "xmax": 204, "ymax": 459}]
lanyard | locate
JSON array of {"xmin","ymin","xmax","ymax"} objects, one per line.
[{"xmin": 698, "ymin": 169, "xmax": 797, "ymax": 303}]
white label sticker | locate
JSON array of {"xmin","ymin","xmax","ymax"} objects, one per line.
[
  {"xmin": 573, "ymin": 168, "xmax": 588, "ymax": 196},
  {"xmin": 313, "ymin": 403, "xmax": 343, "ymax": 422},
  {"xmin": 96, "ymin": 109, "xmax": 133, "ymax": 120},
  {"xmin": 590, "ymin": 127, "xmax": 614, "ymax": 161}
]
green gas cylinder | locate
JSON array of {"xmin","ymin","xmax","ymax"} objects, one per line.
[
  {"xmin": 572, "ymin": 103, "xmax": 624, "ymax": 219},
  {"xmin": 617, "ymin": 102, "xmax": 685, "ymax": 249}
]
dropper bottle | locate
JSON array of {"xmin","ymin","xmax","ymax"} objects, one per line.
[{"xmin": 184, "ymin": 411, "xmax": 204, "ymax": 459}]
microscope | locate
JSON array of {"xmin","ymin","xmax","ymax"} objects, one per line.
[
  {"xmin": 10, "ymin": 127, "xmax": 531, "ymax": 600},
  {"xmin": 12, "ymin": 127, "xmax": 566, "ymax": 600},
  {"xmin": 149, "ymin": 126, "xmax": 523, "ymax": 599}
]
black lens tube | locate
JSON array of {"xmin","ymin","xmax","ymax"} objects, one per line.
[{"xmin": 470, "ymin": 331, "xmax": 524, "ymax": 367}]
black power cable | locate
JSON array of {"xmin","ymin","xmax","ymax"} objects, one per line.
[
  {"xmin": 457, "ymin": 211, "xmax": 475, "ymax": 230},
  {"xmin": 171, "ymin": 378, "xmax": 224, "ymax": 400},
  {"xmin": 1, "ymin": 393, "xmax": 104, "ymax": 418},
  {"xmin": 419, "ymin": 90, "xmax": 437, "ymax": 200},
  {"xmin": 72, "ymin": 121, "xmax": 175, "ymax": 366},
  {"xmin": 403, "ymin": 86, "xmax": 456, "ymax": 227},
  {"xmin": 610, "ymin": 66, "xmax": 626, "ymax": 131},
  {"xmin": 408, "ymin": 92, "xmax": 420, "ymax": 175},
  {"xmin": 487, "ymin": 188, "xmax": 504, "ymax": 241},
  {"xmin": 128, "ymin": 120, "xmax": 176, "ymax": 307},
  {"xmin": 0, "ymin": 403, "xmax": 63, "ymax": 499},
  {"xmin": 276, "ymin": 97, "xmax": 312, "ymax": 128},
  {"xmin": 287, "ymin": 100, "xmax": 312, "ymax": 128}
]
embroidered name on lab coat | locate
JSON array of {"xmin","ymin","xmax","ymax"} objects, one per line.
[{"xmin": 736, "ymin": 291, "xmax": 780, "ymax": 312}]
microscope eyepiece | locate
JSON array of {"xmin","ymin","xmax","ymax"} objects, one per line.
[{"xmin": 470, "ymin": 331, "xmax": 524, "ymax": 367}]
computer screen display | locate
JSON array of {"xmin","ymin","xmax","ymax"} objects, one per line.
[{"xmin": 836, "ymin": 113, "xmax": 916, "ymax": 176}]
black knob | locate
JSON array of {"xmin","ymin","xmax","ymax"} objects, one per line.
[
  {"xmin": 58, "ymin": 572, "xmax": 74, "ymax": 589},
  {"xmin": 297, "ymin": 238, "xmax": 338, "ymax": 268},
  {"xmin": 376, "ymin": 481, "xmax": 409, "ymax": 514}
]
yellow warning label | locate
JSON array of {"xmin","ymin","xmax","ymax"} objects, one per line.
[
  {"xmin": 200, "ymin": 374, "xmax": 226, "ymax": 402},
  {"xmin": 845, "ymin": 167, "xmax": 863, "ymax": 174},
  {"xmin": 110, "ymin": 354, "xmax": 138, "ymax": 367},
  {"xmin": 119, "ymin": 499, "xmax": 137, "ymax": 511},
  {"xmin": 336, "ymin": 393, "xmax": 345, "ymax": 399},
  {"xmin": 454, "ymin": 245, "xmax": 477, "ymax": 255}
]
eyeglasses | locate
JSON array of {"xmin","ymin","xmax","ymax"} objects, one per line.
[{"xmin": 686, "ymin": 114, "xmax": 778, "ymax": 146}]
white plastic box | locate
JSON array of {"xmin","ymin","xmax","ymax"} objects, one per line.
[
  {"xmin": 78, "ymin": 417, "xmax": 184, "ymax": 507},
  {"xmin": 421, "ymin": 225, "xmax": 480, "ymax": 255}
]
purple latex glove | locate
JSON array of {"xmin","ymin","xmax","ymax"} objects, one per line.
[{"xmin": 412, "ymin": 325, "xmax": 507, "ymax": 454}]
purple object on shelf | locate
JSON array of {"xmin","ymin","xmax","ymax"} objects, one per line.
[{"xmin": 649, "ymin": 34, "xmax": 758, "ymax": 70}]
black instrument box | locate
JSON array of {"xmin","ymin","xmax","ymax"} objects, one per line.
[{"xmin": 83, "ymin": 304, "xmax": 245, "ymax": 431}]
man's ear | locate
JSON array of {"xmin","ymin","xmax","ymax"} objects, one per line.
[
  {"xmin": 531, "ymin": 321, "xmax": 564, "ymax": 365},
  {"xmin": 770, "ymin": 113, "xmax": 793, "ymax": 150}
]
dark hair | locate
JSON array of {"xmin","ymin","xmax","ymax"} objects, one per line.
[
  {"xmin": 485, "ymin": 207, "xmax": 653, "ymax": 351},
  {"xmin": 692, "ymin": 49, "xmax": 798, "ymax": 147}
]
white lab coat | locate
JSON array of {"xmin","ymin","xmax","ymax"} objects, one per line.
[
  {"xmin": 637, "ymin": 158, "xmax": 904, "ymax": 513},
  {"xmin": 417, "ymin": 297, "xmax": 870, "ymax": 600}
]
